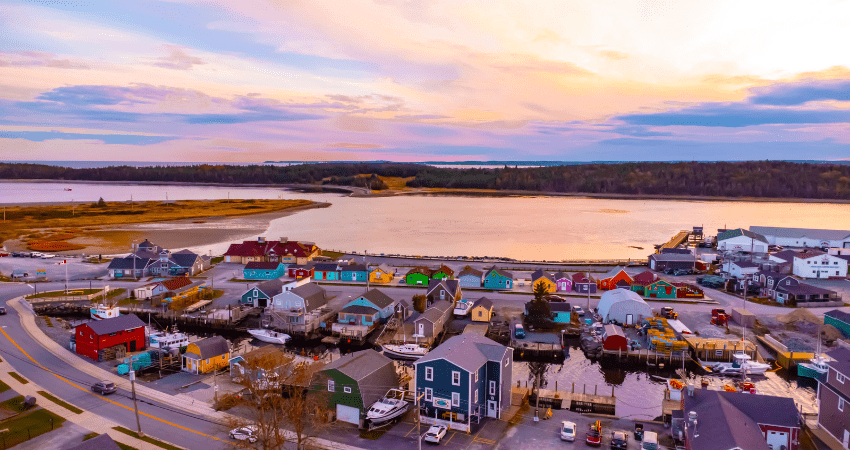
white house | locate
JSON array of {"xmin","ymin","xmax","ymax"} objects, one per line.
[
  {"xmin": 792, "ymin": 251, "xmax": 848, "ymax": 279},
  {"xmin": 716, "ymin": 228, "xmax": 768, "ymax": 253},
  {"xmin": 750, "ymin": 226, "xmax": 850, "ymax": 249},
  {"xmin": 723, "ymin": 260, "xmax": 760, "ymax": 279}
]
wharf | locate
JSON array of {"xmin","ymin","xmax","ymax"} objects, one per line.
[
  {"xmin": 658, "ymin": 230, "xmax": 690, "ymax": 252},
  {"xmin": 512, "ymin": 331, "xmax": 566, "ymax": 361},
  {"xmin": 530, "ymin": 383, "xmax": 616, "ymax": 415},
  {"xmin": 683, "ymin": 336, "xmax": 759, "ymax": 363},
  {"xmin": 601, "ymin": 347, "xmax": 689, "ymax": 367},
  {"xmin": 757, "ymin": 335, "xmax": 813, "ymax": 369}
]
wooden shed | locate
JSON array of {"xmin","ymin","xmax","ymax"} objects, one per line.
[{"xmin": 602, "ymin": 324, "xmax": 628, "ymax": 351}]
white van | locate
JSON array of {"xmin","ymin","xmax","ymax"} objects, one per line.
[{"xmin": 641, "ymin": 431, "xmax": 658, "ymax": 450}]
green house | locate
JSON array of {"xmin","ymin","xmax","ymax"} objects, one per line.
[
  {"xmin": 645, "ymin": 280, "xmax": 677, "ymax": 299},
  {"xmin": 825, "ymin": 310, "xmax": 850, "ymax": 338},
  {"xmin": 311, "ymin": 349, "xmax": 398, "ymax": 426},
  {"xmin": 405, "ymin": 266, "xmax": 432, "ymax": 285},
  {"xmin": 240, "ymin": 278, "xmax": 285, "ymax": 307}
]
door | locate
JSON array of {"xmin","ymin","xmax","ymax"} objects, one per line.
[
  {"xmin": 487, "ymin": 400, "xmax": 498, "ymax": 418},
  {"xmin": 129, "ymin": 340, "xmax": 136, "ymax": 352},
  {"xmin": 843, "ymin": 429, "xmax": 849, "ymax": 449},
  {"xmin": 336, "ymin": 404, "xmax": 360, "ymax": 425},
  {"xmin": 625, "ymin": 314, "xmax": 633, "ymax": 325},
  {"xmin": 418, "ymin": 323, "xmax": 425, "ymax": 336},
  {"xmin": 766, "ymin": 430, "xmax": 788, "ymax": 450}
]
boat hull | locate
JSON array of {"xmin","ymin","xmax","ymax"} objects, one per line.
[
  {"xmin": 381, "ymin": 345, "xmax": 427, "ymax": 360},
  {"xmin": 366, "ymin": 403, "xmax": 409, "ymax": 424},
  {"xmin": 247, "ymin": 330, "xmax": 289, "ymax": 345},
  {"xmin": 797, "ymin": 363, "xmax": 827, "ymax": 381}
]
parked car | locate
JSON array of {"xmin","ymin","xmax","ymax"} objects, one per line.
[
  {"xmin": 230, "ymin": 425, "xmax": 258, "ymax": 443},
  {"xmin": 0, "ymin": 307, "xmax": 6, "ymax": 315},
  {"xmin": 91, "ymin": 380, "xmax": 116, "ymax": 395},
  {"xmin": 30, "ymin": 252, "xmax": 44, "ymax": 258},
  {"xmin": 641, "ymin": 431, "xmax": 659, "ymax": 450},
  {"xmin": 611, "ymin": 430, "xmax": 629, "ymax": 450},
  {"xmin": 560, "ymin": 420, "xmax": 576, "ymax": 441},
  {"xmin": 514, "ymin": 323, "xmax": 526, "ymax": 339},
  {"xmin": 672, "ymin": 269, "xmax": 690, "ymax": 276},
  {"xmin": 547, "ymin": 294, "xmax": 567, "ymax": 302},
  {"xmin": 572, "ymin": 305, "xmax": 585, "ymax": 316},
  {"xmin": 41, "ymin": 254, "xmax": 56, "ymax": 259},
  {"xmin": 423, "ymin": 425, "xmax": 447, "ymax": 444}
]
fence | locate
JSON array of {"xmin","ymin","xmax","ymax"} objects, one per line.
[{"xmin": 0, "ymin": 420, "xmax": 57, "ymax": 449}]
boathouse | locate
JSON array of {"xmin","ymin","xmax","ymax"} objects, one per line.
[
  {"xmin": 601, "ymin": 324, "xmax": 628, "ymax": 351},
  {"xmin": 183, "ymin": 336, "xmax": 230, "ymax": 374},
  {"xmin": 313, "ymin": 349, "xmax": 398, "ymax": 426},
  {"xmin": 470, "ymin": 297, "xmax": 494, "ymax": 322},
  {"xmin": 74, "ymin": 314, "xmax": 146, "ymax": 361},
  {"xmin": 240, "ymin": 278, "xmax": 285, "ymax": 307}
]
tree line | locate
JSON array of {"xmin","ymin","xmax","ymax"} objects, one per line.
[{"xmin": 3, "ymin": 161, "xmax": 850, "ymax": 199}]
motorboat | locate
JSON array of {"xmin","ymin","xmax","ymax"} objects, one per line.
[
  {"xmin": 453, "ymin": 299, "xmax": 473, "ymax": 317},
  {"xmin": 365, "ymin": 389, "xmax": 409, "ymax": 425},
  {"xmin": 247, "ymin": 328, "xmax": 290, "ymax": 345},
  {"xmin": 90, "ymin": 304, "xmax": 120, "ymax": 320},
  {"xmin": 148, "ymin": 328, "xmax": 190, "ymax": 349},
  {"xmin": 706, "ymin": 353, "xmax": 771, "ymax": 375},
  {"xmin": 381, "ymin": 343, "xmax": 428, "ymax": 360},
  {"xmin": 798, "ymin": 355, "xmax": 830, "ymax": 381}
]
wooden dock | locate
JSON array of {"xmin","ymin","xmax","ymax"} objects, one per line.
[
  {"xmin": 530, "ymin": 383, "xmax": 616, "ymax": 415},
  {"xmin": 757, "ymin": 335, "xmax": 813, "ymax": 369},
  {"xmin": 601, "ymin": 347, "xmax": 689, "ymax": 368},
  {"xmin": 658, "ymin": 230, "xmax": 690, "ymax": 253},
  {"xmin": 683, "ymin": 336, "xmax": 758, "ymax": 363}
]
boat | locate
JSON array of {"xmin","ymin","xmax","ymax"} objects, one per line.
[
  {"xmin": 90, "ymin": 304, "xmax": 120, "ymax": 320},
  {"xmin": 798, "ymin": 324, "xmax": 829, "ymax": 381},
  {"xmin": 453, "ymin": 299, "xmax": 473, "ymax": 318},
  {"xmin": 148, "ymin": 328, "xmax": 190, "ymax": 349},
  {"xmin": 706, "ymin": 353, "xmax": 771, "ymax": 375},
  {"xmin": 247, "ymin": 328, "xmax": 290, "ymax": 345},
  {"xmin": 365, "ymin": 389, "xmax": 409, "ymax": 425},
  {"xmin": 381, "ymin": 343, "xmax": 429, "ymax": 360}
]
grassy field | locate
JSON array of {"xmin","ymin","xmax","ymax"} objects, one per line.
[
  {"xmin": 8, "ymin": 372, "xmax": 28, "ymax": 384},
  {"xmin": 0, "ymin": 380, "xmax": 9, "ymax": 394},
  {"xmin": 37, "ymin": 391, "xmax": 83, "ymax": 414},
  {"xmin": 0, "ymin": 409, "xmax": 66, "ymax": 448},
  {"xmin": 113, "ymin": 426, "xmax": 182, "ymax": 450},
  {"xmin": 25, "ymin": 288, "xmax": 102, "ymax": 299}
]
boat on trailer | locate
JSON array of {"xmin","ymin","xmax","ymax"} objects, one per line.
[
  {"xmin": 381, "ymin": 343, "xmax": 428, "ymax": 360},
  {"xmin": 365, "ymin": 389, "xmax": 409, "ymax": 427}
]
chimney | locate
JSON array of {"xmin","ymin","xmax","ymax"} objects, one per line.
[
  {"xmin": 258, "ymin": 237, "xmax": 266, "ymax": 244},
  {"xmin": 280, "ymin": 237, "xmax": 288, "ymax": 243}
]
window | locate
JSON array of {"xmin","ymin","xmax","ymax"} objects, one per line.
[
  {"xmin": 840, "ymin": 397, "xmax": 845, "ymax": 412},
  {"xmin": 206, "ymin": 358, "xmax": 210, "ymax": 364},
  {"xmin": 328, "ymin": 380, "xmax": 335, "ymax": 392},
  {"xmin": 475, "ymin": 371, "xmax": 479, "ymax": 382},
  {"xmin": 425, "ymin": 388, "xmax": 433, "ymax": 402},
  {"xmin": 474, "ymin": 389, "xmax": 478, "ymax": 403},
  {"xmin": 344, "ymin": 387, "xmax": 352, "ymax": 394},
  {"xmin": 504, "ymin": 357, "xmax": 510, "ymax": 367},
  {"xmin": 837, "ymin": 372, "xmax": 846, "ymax": 384},
  {"xmin": 452, "ymin": 371, "xmax": 461, "ymax": 386},
  {"xmin": 425, "ymin": 367, "xmax": 433, "ymax": 381},
  {"xmin": 452, "ymin": 392, "xmax": 460, "ymax": 407},
  {"xmin": 489, "ymin": 381, "xmax": 496, "ymax": 396}
]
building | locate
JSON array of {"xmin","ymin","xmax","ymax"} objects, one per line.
[
  {"xmin": 243, "ymin": 262, "xmax": 286, "ymax": 280},
  {"xmin": 426, "ymin": 279, "xmax": 461, "ymax": 305},
  {"xmin": 342, "ymin": 289, "xmax": 398, "ymax": 321},
  {"xmin": 147, "ymin": 248, "xmax": 208, "ymax": 277},
  {"xmin": 819, "ymin": 347, "xmax": 850, "ymax": 449},
  {"xmin": 458, "ymin": 266, "xmax": 483, "ymax": 288},
  {"xmin": 132, "ymin": 276, "xmax": 196, "ymax": 300},
  {"xmin": 369, "ymin": 264, "xmax": 394, "ymax": 284},
  {"xmin": 530, "ymin": 269, "xmax": 556, "ymax": 293},
  {"xmin": 313, "ymin": 349, "xmax": 398, "ymax": 426},
  {"xmin": 601, "ymin": 324, "xmax": 628, "ymax": 351},
  {"xmin": 723, "ymin": 260, "xmax": 760, "ymax": 279},
  {"xmin": 240, "ymin": 278, "xmax": 286, "ymax": 307},
  {"xmin": 482, "ymin": 267, "xmax": 513, "ymax": 290},
  {"xmin": 597, "ymin": 289, "xmax": 651, "ymax": 325},
  {"xmin": 671, "ymin": 282, "xmax": 703, "ymax": 299},
  {"xmin": 66, "ymin": 433, "xmax": 123, "ymax": 450},
  {"xmin": 596, "ymin": 266, "xmax": 633, "ymax": 290},
  {"xmin": 405, "ymin": 266, "xmax": 433, "ymax": 285},
  {"xmin": 751, "ymin": 226, "xmax": 850, "ymax": 249},
  {"xmin": 648, "ymin": 252, "xmax": 696, "ymax": 272},
  {"xmin": 182, "ymin": 336, "xmax": 230, "ymax": 374},
  {"xmin": 630, "ymin": 270, "xmax": 658, "ymax": 295},
  {"xmin": 223, "ymin": 237, "xmax": 319, "ymax": 264},
  {"xmin": 431, "ymin": 265, "xmax": 455, "ymax": 280},
  {"xmin": 413, "ymin": 300, "xmax": 454, "ymax": 339},
  {"xmin": 753, "ymin": 270, "xmax": 786, "ymax": 298},
  {"xmin": 824, "ymin": 310, "xmax": 850, "ymax": 338},
  {"xmin": 340, "ymin": 263, "xmax": 369, "ymax": 282},
  {"xmin": 470, "ymin": 297, "xmax": 494, "ymax": 322},
  {"xmin": 106, "ymin": 254, "xmax": 152, "ymax": 278},
  {"xmin": 772, "ymin": 277, "xmax": 841, "ymax": 305},
  {"xmin": 682, "ymin": 387, "xmax": 800, "ymax": 450},
  {"xmin": 792, "ymin": 250, "xmax": 848, "ymax": 279},
  {"xmin": 265, "ymin": 282, "xmax": 333, "ymax": 337},
  {"xmin": 312, "ymin": 263, "xmax": 340, "ymax": 281},
  {"xmin": 571, "ymin": 272, "xmax": 597, "ymax": 294},
  {"xmin": 287, "ymin": 264, "xmax": 314, "ymax": 279},
  {"xmin": 414, "ymin": 334, "xmax": 512, "ymax": 432},
  {"xmin": 716, "ymin": 228, "xmax": 768, "ymax": 253},
  {"xmin": 550, "ymin": 302, "xmax": 571, "ymax": 324},
  {"xmin": 74, "ymin": 314, "xmax": 146, "ymax": 361},
  {"xmin": 645, "ymin": 280, "xmax": 677, "ymax": 299},
  {"xmin": 553, "ymin": 272, "xmax": 572, "ymax": 292}
]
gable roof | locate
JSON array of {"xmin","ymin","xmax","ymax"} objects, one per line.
[
  {"xmin": 341, "ymin": 263, "xmax": 368, "ymax": 272},
  {"xmin": 171, "ymin": 251, "xmax": 201, "ymax": 268},
  {"xmin": 531, "ymin": 269, "xmax": 554, "ymax": 283},
  {"xmin": 321, "ymin": 349, "xmax": 393, "ymax": 381},
  {"xmin": 290, "ymin": 283, "xmax": 327, "ymax": 312},
  {"xmin": 340, "ymin": 304, "xmax": 379, "ymax": 315},
  {"xmin": 717, "ymin": 228, "xmax": 768, "ymax": 243},
  {"xmin": 313, "ymin": 263, "xmax": 339, "ymax": 272},
  {"xmin": 358, "ymin": 289, "xmax": 396, "ymax": 309},
  {"xmin": 571, "ymin": 272, "xmax": 594, "ymax": 283},
  {"xmin": 406, "ymin": 266, "xmax": 433, "ymax": 277},
  {"xmin": 825, "ymin": 347, "xmax": 850, "ymax": 377},
  {"xmin": 775, "ymin": 280, "xmax": 836, "ymax": 296},
  {"xmin": 684, "ymin": 389, "xmax": 771, "ymax": 450},
  {"xmin": 415, "ymin": 307, "xmax": 444, "ymax": 324},
  {"xmin": 731, "ymin": 260, "xmax": 759, "ymax": 269},
  {"xmin": 552, "ymin": 271, "xmax": 570, "ymax": 280},
  {"xmin": 601, "ymin": 266, "xmax": 628, "ymax": 280},
  {"xmin": 190, "ymin": 336, "xmax": 229, "ymax": 359},
  {"xmin": 458, "ymin": 266, "xmax": 483, "ymax": 278},
  {"xmin": 433, "ymin": 264, "xmax": 454, "ymax": 277},
  {"xmin": 650, "ymin": 253, "xmax": 696, "ymax": 262},
  {"xmin": 372, "ymin": 263, "xmax": 392, "ymax": 274},
  {"xmin": 66, "ymin": 433, "xmax": 123, "ymax": 450},
  {"xmin": 245, "ymin": 261, "xmax": 283, "ymax": 270},
  {"xmin": 474, "ymin": 297, "xmax": 493, "ymax": 310},
  {"xmin": 254, "ymin": 278, "xmax": 286, "ymax": 297},
  {"xmin": 484, "ymin": 266, "xmax": 513, "ymax": 279},
  {"xmin": 751, "ymin": 226, "xmax": 850, "ymax": 241},
  {"xmin": 107, "ymin": 257, "xmax": 151, "ymax": 270},
  {"xmin": 549, "ymin": 302, "xmax": 571, "ymax": 312},
  {"xmin": 770, "ymin": 249, "xmax": 803, "ymax": 263},
  {"xmin": 415, "ymin": 333, "xmax": 508, "ymax": 373},
  {"xmin": 632, "ymin": 270, "xmax": 657, "ymax": 286},
  {"xmin": 83, "ymin": 314, "xmax": 145, "ymax": 335},
  {"xmin": 427, "ymin": 279, "xmax": 459, "ymax": 298},
  {"xmin": 161, "ymin": 277, "xmax": 193, "ymax": 291}
]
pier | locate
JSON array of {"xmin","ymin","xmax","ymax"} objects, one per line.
[
  {"xmin": 527, "ymin": 383, "xmax": 616, "ymax": 415},
  {"xmin": 601, "ymin": 347, "xmax": 689, "ymax": 368},
  {"xmin": 756, "ymin": 334, "xmax": 813, "ymax": 369},
  {"xmin": 512, "ymin": 331, "xmax": 566, "ymax": 362},
  {"xmin": 657, "ymin": 230, "xmax": 691, "ymax": 253}
]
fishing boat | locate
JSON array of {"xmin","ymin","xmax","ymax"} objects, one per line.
[
  {"xmin": 798, "ymin": 324, "xmax": 829, "ymax": 381},
  {"xmin": 706, "ymin": 353, "xmax": 771, "ymax": 375},
  {"xmin": 148, "ymin": 328, "xmax": 190, "ymax": 349},
  {"xmin": 90, "ymin": 304, "xmax": 120, "ymax": 320},
  {"xmin": 365, "ymin": 389, "xmax": 409, "ymax": 425},
  {"xmin": 247, "ymin": 328, "xmax": 290, "ymax": 345},
  {"xmin": 381, "ymin": 343, "xmax": 428, "ymax": 360}
]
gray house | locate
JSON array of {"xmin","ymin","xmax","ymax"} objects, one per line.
[
  {"xmin": 312, "ymin": 349, "xmax": 398, "ymax": 426},
  {"xmin": 413, "ymin": 300, "xmax": 453, "ymax": 339},
  {"xmin": 240, "ymin": 278, "xmax": 286, "ymax": 307},
  {"xmin": 818, "ymin": 348, "xmax": 850, "ymax": 449},
  {"xmin": 265, "ymin": 283, "xmax": 333, "ymax": 336},
  {"xmin": 414, "ymin": 334, "xmax": 512, "ymax": 433},
  {"xmin": 426, "ymin": 279, "xmax": 461, "ymax": 306}
]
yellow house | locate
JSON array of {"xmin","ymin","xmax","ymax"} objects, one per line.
[
  {"xmin": 470, "ymin": 297, "xmax": 494, "ymax": 322},
  {"xmin": 182, "ymin": 336, "xmax": 230, "ymax": 374},
  {"xmin": 369, "ymin": 264, "xmax": 394, "ymax": 284},
  {"xmin": 531, "ymin": 269, "xmax": 556, "ymax": 294}
]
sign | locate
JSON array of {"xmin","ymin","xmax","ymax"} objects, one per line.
[
  {"xmin": 36, "ymin": 269, "xmax": 46, "ymax": 278},
  {"xmin": 433, "ymin": 397, "xmax": 451, "ymax": 409}
]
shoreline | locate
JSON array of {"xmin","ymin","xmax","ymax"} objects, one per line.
[{"xmin": 3, "ymin": 178, "xmax": 849, "ymax": 205}]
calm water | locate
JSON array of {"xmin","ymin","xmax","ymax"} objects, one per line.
[{"xmin": 4, "ymin": 180, "xmax": 850, "ymax": 260}]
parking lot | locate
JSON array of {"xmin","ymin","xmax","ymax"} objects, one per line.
[{"xmin": 0, "ymin": 254, "xmax": 107, "ymax": 281}]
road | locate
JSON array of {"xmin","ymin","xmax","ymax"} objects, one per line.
[{"xmin": 0, "ymin": 281, "xmax": 233, "ymax": 450}]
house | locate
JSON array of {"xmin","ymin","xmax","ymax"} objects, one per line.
[
  {"xmin": 792, "ymin": 250, "xmax": 848, "ymax": 279},
  {"xmin": 240, "ymin": 278, "xmax": 286, "ymax": 307},
  {"xmin": 334, "ymin": 306, "xmax": 380, "ymax": 339},
  {"xmin": 148, "ymin": 248, "xmax": 208, "ymax": 277},
  {"xmin": 340, "ymin": 263, "xmax": 369, "ymax": 282},
  {"xmin": 683, "ymin": 387, "xmax": 800, "ymax": 450},
  {"xmin": 470, "ymin": 297, "xmax": 494, "ymax": 322},
  {"xmin": 597, "ymin": 289, "xmax": 651, "ymax": 325},
  {"xmin": 431, "ymin": 265, "xmax": 455, "ymax": 280},
  {"xmin": 287, "ymin": 264, "xmax": 314, "ymax": 279},
  {"xmin": 265, "ymin": 283, "xmax": 332, "ymax": 336},
  {"xmin": 751, "ymin": 225, "xmax": 850, "ymax": 249},
  {"xmin": 342, "ymin": 289, "xmax": 398, "ymax": 321},
  {"xmin": 74, "ymin": 314, "xmax": 146, "ymax": 361},
  {"xmin": 716, "ymin": 228, "xmax": 768, "ymax": 253},
  {"xmin": 224, "ymin": 237, "xmax": 320, "ymax": 264},
  {"xmin": 754, "ymin": 270, "xmax": 786, "ymax": 298},
  {"xmin": 553, "ymin": 271, "xmax": 572, "ymax": 292},
  {"xmin": 458, "ymin": 266, "xmax": 483, "ymax": 288},
  {"xmin": 483, "ymin": 267, "xmax": 513, "ymax": 290},
  {"xmin": 597, "ymin": 266, "xmax": 633, "ymax": 290},
  {"xmin": 671, "ymin": 282, "xmax": 703, "ymax": 299},
  {"xmin": 824, "ymin": 310, "xmax": 850, "ymax": 338},
  {"xmin": 426, "ymin": 279, "xmax": 461, "ymax": 305},
  {"xmin": 413, "ymin": 300, "xmax": 454, "ymax": 339},
  {"xmin": 601, "ymin": 324, "xmax": 628, "ymax": 351},
  {"xmin": 132, "ymin": 276, "xmax": 196, "ymax": 300},
  {"xmin": 648, "ymin": 252, "xmax": 696, "ymax": 272},
  {"xmin": 414, "ymin": 334, "xmax": 512, "ymax": 432},
  {"xmin": 183, "ymin": 336, "xmax": 230, "ymax": 374},
  {"xmin": 571, "ymin": 272, "xmax": 597, "ymax": 294},
  {"xmin": 530, "ymin": 269, "xmax": 556, "ymax": 293},
  {"xmin": 312, "ymin": 349, "xmax": 398, "ymax": 426},
  {"xmin": 312, "ymin": 263, "xmax": 340, "ymax": 281},
  {"xmin": 819, "ymin": 347, "xmax": 850, "ymax": 449},
  {"xmin": 66, "ymin": 433, "xmax": 123, "ymax": 450},
  {"xmin": 772, "ymin": 277, "xmax": 841, "ymax": 305},
  {"xmin": 723, "ymin": 260, "xmax": 760, "ymax": 279},
  {"xmin": 369, "ymin": 264, "xmax": 394, "ymax": 284},
  {"xmin": 106, "ymin": 255, "xmax": 152, "ymax": 278},
  {"xmin": 275, "ymin": 239, "xmax": 320, "ymax": 265},
  {"xmin": 550, "ymin": 302, "xmax": 572, "ymax": 324},
  {"xmin": 405, "ymin": 266, "xmax": 433, "ymax": 285},
  {"xmin": 243, "ymin": 262, "xmax": 286, "ymax": 280},
  {"xmin": 630, "ymin": 270, "xmax": 658, "ymax": 295},
  {"xmin": 645, "ymin": 280, "xmax": 677, "ymax": 299}
]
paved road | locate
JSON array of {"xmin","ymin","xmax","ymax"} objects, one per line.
[{"xmin": 0, "ymin": 282, "xmax": 232, "ymax": 450}]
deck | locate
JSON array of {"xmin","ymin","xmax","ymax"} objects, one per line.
[
  {"xmin": 531, "ymin": 384, "xmax": 616, "ymax": 415},
  {"xmin": 658, "ymin": 230, "xmax": 690, "ymax": 252}
]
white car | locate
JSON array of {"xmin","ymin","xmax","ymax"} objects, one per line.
[
  {"xmin": 30, "ymin": 252, "xmax": 44, "ymax": 258},
  {"xmin": 560, "ymin": 420, "xmax": 576, "ymax": 441},
  {"xmin": 423, "ymin": 425, "xmax": 447, "ymax": 444},
  {"xmin": 230, "ymin": 425, "xmax": 258, "ymax": 443},
  {"xmin": 41, "ymin": 254, "xmax": 56, "ymax": 259}
]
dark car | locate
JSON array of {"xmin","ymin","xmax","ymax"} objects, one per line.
[
  {"xmin": 672, "ymin": 269, "xmax": 690, "ymax": 276},
  {"xmin": 0, "ymin": 307, "xmax": 6, "ymax": 315},
  {"xmin": 611, "ymin": 430, "xmax": 628, "ymax": 450},
  {"xmin": 91, "ymin": 380, "xmax": 116, "ymax": 395}
]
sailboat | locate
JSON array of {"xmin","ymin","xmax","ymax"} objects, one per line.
[{"xmin": 798, "ymin": 324, "xmax": 829, "ymax": 381}]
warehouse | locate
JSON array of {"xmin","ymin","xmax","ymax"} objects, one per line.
[
  {"xmin": 597, "ymin": 289, "xmax": 652, "ymax": 326},
  {"xmin": 648, "ymin": 252, "xmax": 696, "ymax": 272},
  {"xmin": 74, "ymin": 314, "xmax": 146, "ymax": 361},
  {"xmin": 792, "ymin": 250, "xmax": 848, "ymax": 279},
  {"xmin": 750, "ymin": 226, "xmax": 850, "ymax": 249},
  {"xmin": 716, "ymin": 228, "xmax": 768, "ymax": 253}
]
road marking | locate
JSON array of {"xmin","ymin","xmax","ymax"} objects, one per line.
[
  {"xmin": 0, "ymin": 327, "xmax": 228, "ymax": 444},
  {"xmin": 403, "ymin": 423, "xmax": 418, "ymax": 438},
  {"xmin": 444, "ymin": 431, "xmax": 456, "ymax": 444}
]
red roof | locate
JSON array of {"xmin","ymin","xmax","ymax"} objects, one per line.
[
  {"xmin": 632, "ymin": 270, "xmax": 657, "ymax": 286},
  {"xmin": 572, "ymin": 272, "xmax": 594, "ymax": 283},
  {"xmin": 161, "ymin": 277, "xmax": 193, "ymax": 291},
  {"xmin": 224, "ymin": 239, "xmax": 318, "ymax": 258}
]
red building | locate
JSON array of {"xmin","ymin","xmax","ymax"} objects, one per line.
[
  {"xmin": 601, "ymin": 324, "xmax": 628, "ymax": 351},
  {"xmin": 74, "ymin": 314, "xmax": 146, "ymax": 361},
  {"xmin": 287, "ymin": 265, "xmax": 314, "ymax": 279}
]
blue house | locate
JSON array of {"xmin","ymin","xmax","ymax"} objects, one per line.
[
  {"xmin": 550, "ymin": 302, "xmax": 572, "ymax": 324},
  {"xmin": 312, "ymin": 263, "xmax": 340, "ymax": 281},
  {"xmin": 243, "ymin": 262, "xmax": 286, "ymax": 280},
  {"xmin": 483, "ymin": 267, "xmax": 513, "ymax": 290},
  {"xmin": 414, "ymin": 334, "xmax": 512, "ymax": 432},
  {"xmin": 340, "ymin": 263, "xmax": 369, "ymax": 282},
  {"xmin": 240, "ymin": 278, "xmax": 285, "ymax": 307},
  {"xmin": 825, "ymin": 309, "xmax": 850, "ymax": 338},
  {"xmin": 458, "ymin": 266, "xmax": 483, "ymax": 288},
  {"xmin": 343, "ymin": 289, "xmax": 398, "ymax": 320}
]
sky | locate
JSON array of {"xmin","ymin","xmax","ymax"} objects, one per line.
[{"xmin": 1, "ymin": 0, "xmax": 849, "ymax": 162}]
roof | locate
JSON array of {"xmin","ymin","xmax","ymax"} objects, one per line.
[
  {"xmin": 372, "ymin": 263, "xmax": 392, "ymax": 273},
  {"xmin": 313, "ymin": 263, "xmax": 339, "ymax": 272},
  {"xmin": 552, "ymin": 271, "xmax": 570, "ymax": 280},
  {"xmin": 717, "ymin": 228, "xmax": 768, "ymax": 243},
  {"xmin": 731, "ymin": 260, "xmax": 759, "ymax": 268},
  {"xmin": 659, "ymin": 248, "xmax": 692, "ymax": 254},
  {"xmin": 254, "ymin": 278, "xmax": 286, "ymax": 297},
  {"xmin": 189, "ymin": 336, "xmax": 230, "ymax": 359},
  {"xmin": 474, "ymin": 297, "xmax": 494, "ymax": 310},
  {"xmin": 406, "ymin": 266, "xmax": 433, "ymax": 277},
  {"xmin": 600, "ymin": 266, "xmax": 628, "ymax": 279},
  {"xmin": 427, "ymin": 279, "xmax": 459, "ymax": 298},
  {"xmin": 776, "ymin": 280, "xmax": 835, "ymax": 296},
  {"xmin": 416, "ymin": 307, "xmax": 444, "ymax": 324},
  {"xmin": 430, "ymin": 300, "xmax": 454, "ymax": 313},
  {"xmin": 571, "ymin": 272, "xmax": 593, "ymax": 283},
  {"xmin": 631, "ymin": 271, "xmax": 657, "ymax": 286},
  {"xmin": 458, "ymin": 266, "xmax": 483, "ymax": 277},
  {"xmin": 770, "ymin": 249, "xmax": 803, "ymax": 263},
  {"xmin": 65, "ymin": 433, "xmax": 123, "ymax": 450},
  {"xmin": 415, "ymin": 333, "xmax": 509, "ymax": 374},
  {"xmin": 321, "ymin": 349, "xmax": 393, "ymax": 381},
  {"xmin": 603, "ymin": 324, "xmax": 625, "ymax": 338},
  {"xmin": 826, "ymin": 347, "xmax": 850, "ymax": 377},
  {"xmin": 683, "ymin": 389, "xmax": 771, "ymax": 450},
  {"xmin": 485, "ymin": 266, "xmax": 513, "ymax": 279},
  {"xmin": 245, "ymin": 261, "xmax": 282, "ymax": 270},
  {"xmin": 650, "ymin": 253, "xmax": 696, "ymax": 262},
  {"xmin": 358, "ymin": 289, "xmax": 396, "ymax": 309},
  {"xmin": 290, "ymin": 283, "xmax": 327, "ymax": 312},
  {"xmin": 597, "ymin": 289, "xmax": 650, "ymax": 319},
  {"xmin": 106, "ymin": 256, "xmax": 151, "ymax": 270},
  {"xmin": 794, "ymin": 250, "xmax": 832, "ymax": 260},
  {"xmin": 341, "ymin": 263, "xmax": 368, "ymax": 272},
  {"xmin": 751, "ymin": 226, "xmax": 850, "ymax": 241},
  {"xmin": 531, "ymin": 269, "xmax": 554, "ymax": 283},
  {"xmin": 161, "ymin": 277, "xmax": 193, "ymax": 291},
  {"xmin": 340, "ymin": 305, "xmax": 380, "ymax": 315},
  {"xmin": 82, "ymin": 314, "xmax": 145, "ymax": 335},
  {"xmin": 549, "ymin": 302, "xmax": 572, "ymax": 312},
  {"xmin": 825, "ymin": 309, "xmax": 850, "ymax": 324},
  {"xmin": 171, "ymin": 251, "xmax": 200, "ymax": 268},
  {"xmin": 434, "ymin": 264, "xmax": 454, "ymax": 276}
]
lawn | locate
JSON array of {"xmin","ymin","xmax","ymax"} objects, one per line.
[
  {"xmin": 112, "ymin": 426, "xmax": 182, "ymax": 450},
  {"xmin": 26, "ymin": 288, "xmax": 101, "ymax": 299},
  {"xmin": 37, "ymin": 391, "xmax": 83, "ymax": 414},
  {"xmin": 83, "ymin": 433, "xmax": 140, "ymax": 450},
  {"xmin": 322, "ymin": 250, "xmax": 345, "ymax": 260},
  {"xmin": 0, "ymin": 409, "xmax": 66, "ymax": 448},
  {"xmin": 0, "ymin": 379, "xmax": 10, "ymax": 394},
  {"xmin": 8, "ymin": 372, "xmax": 28, "ymax": 384}
]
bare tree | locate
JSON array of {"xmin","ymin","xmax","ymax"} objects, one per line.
[{"xmin": 282, "ymin": 363, "xmax": 331, "ymax": 450}]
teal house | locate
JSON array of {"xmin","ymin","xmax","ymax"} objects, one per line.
[
  {"xmin": 825, "ymin": 310, "xmax": 850, "ymax": 338},
  {"xmin": 313, "ymin": 263, "xmax": 340, "ymax": 281},
  {"xmin": 340, "ymin": 263, "xmax": 368, "ymax": 282},
  {"xmin": 550, "ymin": 302, "xmax": 572, "ymax": 324},
  {"xmin": 483, "ymin": 267, "xmax": 514, "ymax": 289},
  {"xmin": 243, "ymin": 262, "xmax": 286, "ymax": 280},
  {"xmin": 312, "ymin": 349, "xmax": 398, "ymax": 425},
  {"xmin": 240, "ymin": 279, "xmax": 285, "ymax": 307},
  {"xmin": 343, "ymin": 289, "xmax": 398, "ymax": 320}
]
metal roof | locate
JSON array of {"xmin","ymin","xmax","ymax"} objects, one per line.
[
  {"xmin": 717, "ymin": 228, "xmax": 767, "ymax": 243},
  {"xmin": 415, "ymin": 333, "xmax": 508, "ymax": 373},
  {"xmin": 82, "ymin": 314, "xmax": 145, "ymax": 335},
  {"xmin": 751, "ymin": 226, "xmax": 850, "ymax": 241},
  {"xmin": 321, "ymin": 349, "xmax": 393, "ymax": 381}
]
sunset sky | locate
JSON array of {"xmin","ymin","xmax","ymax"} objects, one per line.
[{"xmin": 1, "ymin": 0, "xmax": 849, "ymax": 162}]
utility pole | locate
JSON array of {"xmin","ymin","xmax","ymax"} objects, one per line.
[
  {"xmin": 129, "ymin": 360, "xmax": 143, "ymax": 437},
  {"xmin": 414, "ymin": 392, "xmax": 425, "ymax": 450},
  {"xmin": 213, "ymin": 367, "xmax": 218, "ymax": 404}
]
